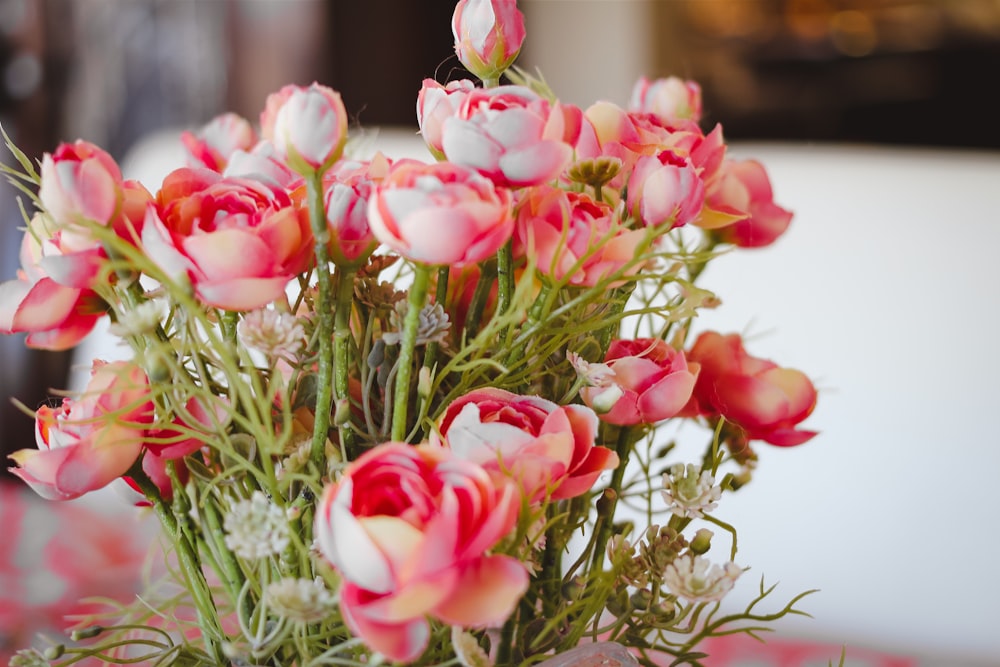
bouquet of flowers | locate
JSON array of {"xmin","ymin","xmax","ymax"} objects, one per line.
[{"xmin": 1, "ymin": 1, "xmax": 819, "ymax": 665}]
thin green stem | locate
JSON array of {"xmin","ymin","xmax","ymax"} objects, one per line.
[
  {"xmin": 391, "ymin": 264, "xmax": 431, "ymax": 441},
  {"xmin": 307, "ymin": 171, "xmax": 335, "ymax": 471},
  {"xmin": 127, "ymin": 459, "xmax": 224, "ymax": 663},
  {"xmin": 496, "ymin": 239, "xmax": 514, "ymax": 316},
  {"xmin": 333, "ymin": 266, "xmax": 357, "ymax": 459},
  {"xmin": 464, "ymin": 259, "xmax": 497, "ymax": 340},
  {"xmin": 589, "ymin": 426, "xmax": 635, "ymax": 574}
]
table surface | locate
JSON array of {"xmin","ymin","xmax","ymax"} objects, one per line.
[{"xmin": 89, "ymin": 131, "xmax": 1000, "ymax": 664}]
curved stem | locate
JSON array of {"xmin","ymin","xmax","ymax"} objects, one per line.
[
  {"xmin": 307, "ymin": 172, "xmax": 335, "ymax": 471},
  {"xmin": 391, "ymin": 264, "xmax": 431, "ymax": 441},
  {"xmin": 127, "ymin": 459, "xmax": 225, "ymax": 663}
]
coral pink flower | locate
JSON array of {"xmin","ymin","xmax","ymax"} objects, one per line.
[
  {"xmin": 417, "ymin": 78, "xmax": 477, "ymax": 159},
  {"xmin": 441, "ymin": 85, "xmax": 581, "ymax": 188},
  {"xmin": 181, "ymin": 112, "xmax": 258, "ymax": 173},
  {"xmin": 0, "ymin": 181, "xmax": 151, "ymax": 350},
  {"xmin": 575, "ymin": 339, "xmax": 698, "ymax": 426},
  {"xmin": 367, "ymin": 159, "xmax": 513, "ymax": 266},
  {"xmin": 434, "ymin": 388, "xmax": 618, "ymax": 500},
  {"xmin": 513, "ymin": 185, "xmax": 646, "ymax": 287},
  {"xmin": 38, "ymin": 140, "xmax": 123, "ymax": 228},
  {"xmin": 8, "ymin": 361, "xmax": 154, "ymax": 500},
  {"xmin": 683, "ymin": 332, "xmax": 817, "ymax": 446},
  {"xmin": 314, "ymin": 443, "xmax": 528, "ymax": 663},
  {"xmin": 260, "ymin": 83, "xmax": 348, "ymax": 175},
  {"xmin": 628, "ymin": 76, "xmax": 703, "ymax": 125},
  {"xmin": 452, "ymin": 0, "xmax": 526, "ymax": 82},
  {"xmin": 707, "ymin": 159, "xmax": 794, "ymax": 248},
  {"xmin": 627, "ymin": 150, "xmax": 705, "ymax": 229},
  {"xmin": 0, "ymin": 215, "xmax": 104, "ymax": 350},
  {"xmin": 143, "ymin": 167, "xmax": 313, "ymax": 311}
]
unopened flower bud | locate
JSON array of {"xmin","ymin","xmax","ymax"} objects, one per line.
[
  {"xmin": 690, "ymin": 528, "xmax": 713, "ymax": 555},
  {"xmin": 70, "ymin": 626, "xmax": 104, "ymax": 641},
  {"xmin": 333, "ymin": 397, "xmax": 352, "ymax": 426},
  {"xmin": 630, "ymin": 588, "xmax": 653, "ymax": 610},
  {"xmin": 596, "ymin": 488, "xmax": 617, "ymax": 517},
  {"xmin": 417, "ymin": 366, "xmax": 433, "ymax": 399},
  {"xmin": 262, "ymin": 83, "xmax": 348, "ymax": 175},
  {"xmin": 561, "ymin": 576, "xmax": 585, "ymax": 600},
  {"xmin": 42, "ymin": 646, "xmax": 64, "ymax": 660},
  {"xmin": 452, "ymin": 0, "xmax": 526, "ymax": 83}
]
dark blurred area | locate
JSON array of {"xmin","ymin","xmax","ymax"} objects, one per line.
[
  {"xmin": 653, "ymin": 0, "xmax": 1000, "ymax": 148},
  {"xmin": 0, "ymin": 0, "xmax": 997, "ymax": 472}
]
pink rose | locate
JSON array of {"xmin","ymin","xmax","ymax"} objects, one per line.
[
  {"xmin": 576, "ymin": 339, "xmax": 698, "ymax": 426},
  {"xmin": 321, "ymin": 154, "xmax": 389, "ymax": 266},
  {"xmin": 513, "ymin": 185, "xmax": 646, "ymax": 287},
  {"xmin": 181, "ymin": 112, "xmax": 258, "ymax": 173},
  {"xmin": 627, "ymin": 150, "xmax": 705, "ymax": 229},
  {"xmin": 314, "ymin": 443, "xmax": 528, "ymax": 663},
  {"xmin": 367, "ymin": 159, "xmax": 513, "ymax": 266},
  {"xmin": 452, "ymin": 0, "xmax": 526, "ymax": 82},
  {"xmin": 8, "ymin": 361, "xmax": 154, "ymax": 500},
  {"xmin": 684, "ymin": 332, "xmax": 817, "ymax": 446},
  {"xmin": 628, "ymin": 76, "xmax": 703, "ymax": 125},
  {"xmin": 707, "ymin": 159, "xmax": 794, "ymax": 248},
  {"xmin": 38, "ymin": 140, "xmax": 123, "ymax": 228},
  {"xmin": 417, "ymin": 78, "xmax": 477, "ymax": 159},
  {"xmin": 143, "ymin": 167, "xmax": 313, "ymax": 311},
  {"xmin": 260, "ymin": 83, "xmax": 348, "ymax": 175},
  {"xmin": 434, "ymin": 388, "xmax": 618, "ymax": 500},
  {"xmin": 441, "ymin": 85, "xmax": 581, "ymax": 188}
]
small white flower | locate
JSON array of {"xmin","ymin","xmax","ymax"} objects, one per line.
[
  {"xmin": 223, "ymin": 491, "xmax": 289, "ymax": 560},
  {"xmin": 238, "ymin": 309, "xmax": 305, "ymax": 360},
  {"xmin": 663, "ymin": 554, "xmax": 741, "ymax": 603},
  {"xmin": 108, "ymin": 299, "xmax": 165, "ymax": 337},
  {"xmin": 661, "ymin": 463, "xmax": 721, "ymax": 518},
  {"xmin": 265, "ymin": 577, "xmax": 336, "ymax": 624}
]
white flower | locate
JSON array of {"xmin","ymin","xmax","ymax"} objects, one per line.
[
  {"xmin": 237, "ymin": 309, "xmax": 305, "ymax": 360},
  {"xmin": 223, "ymin": 491, "xmax": 289, "ymax": 559},
  {"xmin": 265, "ymin": 577, "xmax": 336, "ymax": 623},
  {"xmin": 661, "ymin": 463, "xmax": 721, "ymax": 518},
  {"xmin": 663, "ymin": 554, "xmax": 741, "ymax": 603},
  {"xmin": 108, "ymin": 299, "xmax": 165, "ymax": 337}
]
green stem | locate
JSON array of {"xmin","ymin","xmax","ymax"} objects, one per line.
[
  {"xmin": 127, "ymin": 459, "xmax": 225, "ymax": 662},
  {"xmin": 589, "ymin": 426, "xmax": 635, "ymax": 574},
  {"xmin": 496, "ymin": 239, "xmax": 514, "ymax": 316},
  {"xmin": 333, "ymin": 266, "xmax": 357, "ymax": 459},
  {"xmin": 495, "ymin": 610, "xmax": 518, "ymax": 667},
  {"xmin": 464, "ymin": 259, "xmax": 497, "ymax": 340},
  {"xmin": 307, "ymin": 172, "xmax": 335, "ymax": 472},
  {"xmin": 422, "ymin": 265, "xmax": 450, "ymax": 372},
  {"xmin": 390, "ymin": 264, "xmax": 431, "ymax": 441}
]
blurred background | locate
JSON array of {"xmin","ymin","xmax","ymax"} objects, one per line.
[
  {"xmin": 1, "ymin": 1, "xmax": 998, "ymax": 665},
  {"xmin": 6, "ymin": 0, "xmax": 1000, "ymax": 462}
]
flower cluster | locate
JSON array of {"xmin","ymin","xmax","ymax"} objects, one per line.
[{"xmin": 1, "ymin": 1, "xmax": 819, "ymax": 666}]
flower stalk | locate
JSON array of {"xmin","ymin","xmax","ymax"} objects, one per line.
[{"xmin": 391, "ymin": 263, "xmax": 431, "ymax": 441}]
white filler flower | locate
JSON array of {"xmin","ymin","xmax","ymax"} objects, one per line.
[
  {"xmin": 223, "ymin": 491, "xmax": 290, "ymax": 559},
  {"xmin": 663, "ymin": 554, "xmax": 742, "ymax": 603}
]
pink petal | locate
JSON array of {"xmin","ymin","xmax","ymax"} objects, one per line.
[
  {"xmin": 637, "ymin": 370, "xmax": 696, "ymax": 422},
  {"xmin": 498, "ymin": 141, "xmax": 572, "ymax": 187},
  {"xmin": 432, "ymin": 555, "xmax": 528, "ymax": 626},
  {"xmin": 11, "ymin": 278, "xmax": 82, "ymax": 331},
  {"xmin": 194, "ymin": 275, "xmax": 291, "ymax": 311},
  {"xmin": 0, "ymin": 279, "xmax": 31, "ymax": 332},
  {"xmin": 340, "ymin": 584, "xmax": 431, "ymax": 663}
]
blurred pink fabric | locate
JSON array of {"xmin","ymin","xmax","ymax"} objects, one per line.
[{"xmin": 0, "ymin": 484, "xmax": 152, "ymax": 662}]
